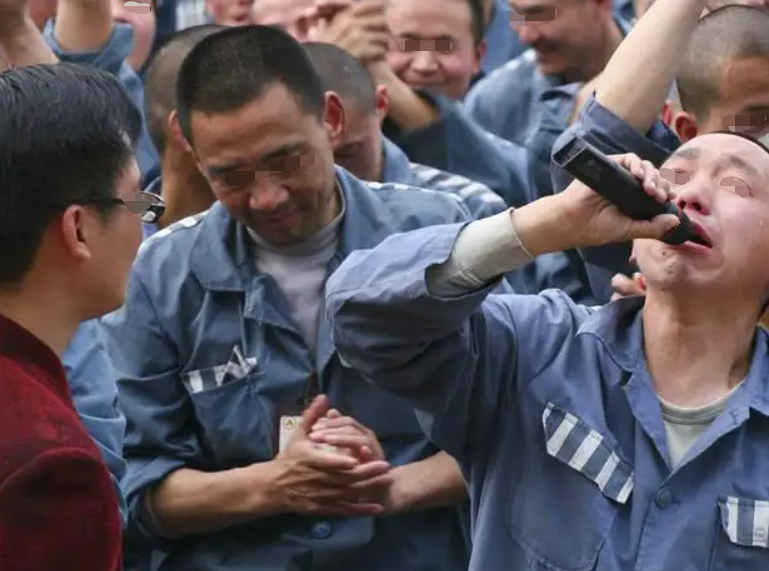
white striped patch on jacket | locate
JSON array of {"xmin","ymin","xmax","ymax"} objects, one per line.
[
  {"xmin": 542, "ymin": 402, "xmax": 634, "ymax": 504},
  {"xmin": 182, "ymin": 345, "xmax": 258, "ymax": 394},
  {"xmin": 719, "ymin": 496, "xmax": 769, "ymax": 548}
]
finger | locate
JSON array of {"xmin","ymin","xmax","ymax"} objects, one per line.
[
  {"xmin": 304, "ymin": 446, "xmax": 360, "ymax": 471},
  {"xmin": 346, "ymin": 472, "xmax": 395, "ymax": 491},
  {"xmin": 310, "ymin": 433, "xmax": 372, "ymax": 450},
  {"xmin": 315, "ymin": 501, "xmax": 386, "ymax": 516},
  {"xmin": 639, "ymin": 161, "xmax": 667, "ymax": 203},
  {"xmin": 301, "ymin": 395, "xmax": 331, "ymax": 434},
  {"xmin": 312, "ymin": 416, "xmax": 364, "ymax": 431},
  {"xmin": 340, "ymin": 460, "xmax": 391, "ymax": 481},
  {"xmin": 627, "ymin": 214, "xmax": 681, "ymax": 241}
]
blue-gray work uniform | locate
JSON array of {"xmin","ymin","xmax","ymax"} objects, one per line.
[
  {"xmin": 464, "ymin": 18, "xmax": 632, "ymax": 149},
  {"xmin": 43, "ymin": 21, "xmax": 159, "ymax": 187},
  {"xmin": 63, "ymin": 319, "xmax": 127, "ymax": 524},
  {"xmin": 325, "ymin": 221, "xmax": 769, "ymax": 571},
  {"xmin": 381, "ymin": 136, "xmax": 592, "ymax": 301},
  {"xmin": 550, "ymin": 96, "xmax": 681, "ymax": 302},
  {"xmin": 382, "ymin": 90, "xmax": 530, "ymax": 208},
  {"xmin": 101, "ymin": 167, "xmax": 477, "ymax": 571}
]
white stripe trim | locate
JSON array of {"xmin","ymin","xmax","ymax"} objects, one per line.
[
  {"xmin": 568, "ymin": 430, "xmax": 602, "ymax": 472},
  {"xmin": 546, "ymin": 412, "xmax": 577, "ymax": 457},
  {"xmin": 726, "ymin": 496, "xmax": 740, "ymax": 543},
  {"xmin": 188, "ymin": 370, "xmax": 204, "ymax": 393},
  {"xmin": 753, "ymin": 500, "xmax": 769, "ymax": 547},
  {"xmin": 594, "ymin": 452, "xmax": 619, "ymax": 493}
]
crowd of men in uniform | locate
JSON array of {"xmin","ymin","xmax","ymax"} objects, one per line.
[{"xmin": 3, "ymin": 0, "xmax": 769, "ymax": 570}]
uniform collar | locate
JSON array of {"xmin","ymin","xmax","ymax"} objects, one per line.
[
  {"xmin": 578, "ymin": 296, "xmax": 769, "ymax": 417},
  {"xmin": 380, "ymin": 136, "xmax": 420, "ymax": 185},
  {"xmin": 188, "ymin": 166, "xmax": 400, "ymax": 291},
  {"xmin": 0, "ymin": 312, "xmax": 67, "ymax": 395}
]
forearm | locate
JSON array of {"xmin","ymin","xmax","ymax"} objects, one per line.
[
  {"xmin": 0, "ymin": 16, "xmax": 57, "ymax": 69},
  {"xmin": 369, "ymin": 62, "xmax": 439, "ymax": 131},
  {"xmin": 148, "ymin": 463, "xmax": 285, "ymax": 537},
  {"xmin": 427, "ymin": 197, "xmax": 565, "ymax": 296},
  {"xmin": 54, "ymin": 0, "xmax": 113, "ymax": 53},
  {"xmin": 385, "ymin": 452, "xmax": 467, "ymax": 515},
  {"xmin": 595, "ymin": 0, "xmax": 706, "ymax": 133}
]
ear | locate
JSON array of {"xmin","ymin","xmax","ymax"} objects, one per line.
[
  {"xmin": 168, "ymin": 110, "xmax": 194, "ymax": 154},
  {"xmin": 660, "ymin": 101, "xmax": 674, "ymax": 127},
  {"xmin": 58, "ymin": 207, "xmax": 94, "ymax": 265},
  {"xmin": 374, "ymin": 84, "xmax": 390, "ymax": 124},
  {"xmin": 672, "ymin": 111, "xmax": 699, "ymax": 142},
  {"xmin": 473, "ymin": 39, "xmax": 487, "ymax": 76},
  {"xmin": 324, "ymin": 91, "xmax": 347, "ymax": 150}
]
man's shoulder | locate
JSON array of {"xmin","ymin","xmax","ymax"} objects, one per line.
[
  {"xmin": 137, "ymin": 210, "xmax": 209, "ymax": 258},
  {"xmin": 406, "ymin": 163, "xmax": 504, "ymax": 205},
  {"xmin": 467, "ymin": 50, "xmax": 538, "ymax": 103},
  {"xmin": 363, "ymin": 180, "xmax": 471, "ymax": 224}
]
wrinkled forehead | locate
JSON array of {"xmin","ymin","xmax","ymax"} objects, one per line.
[{"xmin": 665, "ymin": 132, "xmax": 769, "ymax": 178}]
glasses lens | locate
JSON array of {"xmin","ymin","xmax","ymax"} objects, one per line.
[{"xmin": 124, "ymin": 192, "xmax": 153, "ymax": 214}]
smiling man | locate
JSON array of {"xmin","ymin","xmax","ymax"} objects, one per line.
[{"xmin": 326, "ymin": 130, "xmax": 769, "ymax": 571}]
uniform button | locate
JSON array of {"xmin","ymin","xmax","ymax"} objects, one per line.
[
  {"xmin": 655, "ymin": 488, "xmax": 672, "ymax": 509},
  {"xmin": 310, "ymin": 521, "xmax": 332, "ymax": 539}
]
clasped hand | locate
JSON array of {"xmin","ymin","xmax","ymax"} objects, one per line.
[{"xmin": 273, "ymin": 395, "xmax": 392, "ymax": 517}]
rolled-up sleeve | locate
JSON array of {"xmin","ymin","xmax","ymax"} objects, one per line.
[
  {"xmin": 101, "ymin": 268, "xmax": 201, "ymax": 549},
  {"xmin": 326, "ymin": 223, "xmax": 580, "ymax": 465}
]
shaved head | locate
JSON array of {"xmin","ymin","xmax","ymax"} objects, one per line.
[{"xmin": 677, "ymin": 5, "xmax": 769, "ymax": 120}]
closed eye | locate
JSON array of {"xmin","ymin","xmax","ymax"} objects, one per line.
[{"xmin": 660, "ymin": 168, "xmax": 690, "ymax": 185}]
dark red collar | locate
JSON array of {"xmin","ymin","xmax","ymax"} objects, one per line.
[{"xmin": 0, "ymin": 312, "xmax": 68, "ymax": 395}]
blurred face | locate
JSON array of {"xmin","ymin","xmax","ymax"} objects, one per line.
[
  {"xmin": 64, "ymin": 158, "xmax": 143, "ymax": 317},
  {"xmin": 633, "ymin": 134, "xmax": 769, "ymax": 304},
  {"xmin": 693, "ymin": 58, "xmax": 769, "ymax": 140},
  {"xmin": 333, "ymin": 104, "xmax": 384, "ymax": 182},
  {"xmin": 206, "ymin": 0, "xmax": 254, "ymax": 25},
  {"xmin": 386, "ymin": 0, "xmax": 484, "ymax": 100},
  {"xmin": 251, "ymin": 0, "xmax": 315, "ymax": 42},
  {"xmin": 112, "ymin": 0, "xmax": 157, "ymax": 71},
  {"xmin": 188, "ymin": 84, "xmax": 344, "ymax": 246},
  {"xmin": 509, "ymin": 0, "xmax": 610, "ymax": 79}
]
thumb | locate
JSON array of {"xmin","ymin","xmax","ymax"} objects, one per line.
[
  {"xmin": 632, "ymin": 214, "xmax": 680, "ymax": 240},
  {"xmin": 302, "ymin": 395, "xmax": 330, "ymax": 433}
]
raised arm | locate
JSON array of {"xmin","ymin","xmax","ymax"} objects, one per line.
[
  {"xmin": 0, "ymin": 0, "xmax": 57, "ymax": 70},
  {"xmin": 327, "ymin": 155, "xmax": 680, "ymax": 461},
  {"xmin": 54, "ymin": 0, "xmax": 114, "ymax": 53},
  {"xmin": 593, "ymin": 0, "xmax": 707, "ymax": 133}
]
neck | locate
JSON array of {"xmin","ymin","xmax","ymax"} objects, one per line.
[
  {"xmin": 565, "ymin": 19, "xmax": 624, "ymax": 83},
  {"xmin": 0, "ymin": 287, "xmax": 80, "ymax": 357},
  {"xmin": 158, "ymin": 148, "xmax": 216, "ymax": 229},
  {"xmin": 642, "ymin": 288, "xmax": 757, "ymax": 407}
]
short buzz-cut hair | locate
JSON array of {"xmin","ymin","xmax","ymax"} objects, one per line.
[
  {"xmin": 143, "ymin": 24, "xmax": 227, "ymax": 155},
  {"xmin": 677, "ymin": 5, "xmax": 769, "ymax": 120},
  {"xmin": 304, "ymin": 42, "xmax": 377, "ymax": 115},
  {"xmin": 175, "ymin": 25, "xmax": 326, "ymax": 146},
  {"xmin": 0, "ymin": 63, "xmax": 141, "ymax": 285}
]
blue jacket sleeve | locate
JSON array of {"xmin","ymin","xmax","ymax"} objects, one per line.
[
  {"xmin": 383, "ymin": 91, "xmax": 530, "ymax": 208},
  {"xmin": 64, "ymin": 320, "xmax": 127, "ymax": 525},
  {"xmin": 326, "ymin": 223, "xmax": 585, "ymax": 468},
  {"xmin": 100, "ymin": 267, "xmax": 201, "ymax": 550},
  {"xmin": 549, "ymin": 96, "xmax": 681, "ymax": 302}
]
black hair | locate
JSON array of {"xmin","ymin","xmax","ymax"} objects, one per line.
[
  {"xmin": 0, "ymin": 63, "xmax": 141, "ymax": 286},
  {"xmin": 465, "ymin": 0, "xmax": 486, "ymax": 46},
  {"xmin": 304, "ymin": 42, "xmax": 377, "ymax": 115},
  {"xmin": 175, "ymin": 25, "xmax": 326, "ymax": 146},
  {"xmin": 677, "ymin": 5, "xmax": 769, "ymax": 120},
  {"xmin": 143, "ymin": 24, "xmax": 228, "ymax": 154}
]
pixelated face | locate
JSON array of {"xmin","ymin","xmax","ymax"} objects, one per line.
[
  {"xmin": 385, "ymin": 0, "xmax": 483, "ymax": 100},
  {"xmin": 633, "ymin": 134, "xmax": 769, "ymax": 302},
  {"xmin": 332, "ymin": 103, "xmax": 384, "ymax": 183},
  {"xmin": 698, "ymin": 57, "xmax": 769, "ymax": 140},
  {"xmin": 113, "ymin": 0, "xmax": 157, "ymax": 71},
  {"xmin": 188, "ymin": 84, "xmax": 340, "ymax": 246},
  {"xmin": 251, "ymin": 0, "xmax": 315, "ymax": 42},
  {"xmin": 508, "ymin": 0, "xmax": 607, "ymax": 79}
]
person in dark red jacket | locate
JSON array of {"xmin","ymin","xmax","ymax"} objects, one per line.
[{"xmin": 0, "ymin": 63, "xmax": 162, "ymax": 571}]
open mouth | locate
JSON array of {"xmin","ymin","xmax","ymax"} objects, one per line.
[{"xmin": 684, "ymin": 220, "xmax": 713, "ymax": 248}]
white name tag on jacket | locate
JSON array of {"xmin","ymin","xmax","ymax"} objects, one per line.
[{"xmin": 279, "ymin": 415, "xmax": 302, "ymax": 453}]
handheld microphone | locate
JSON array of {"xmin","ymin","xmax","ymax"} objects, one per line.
[{"xmin": 552, "ymin": 134, "xmax": 706, "ymax": 246}]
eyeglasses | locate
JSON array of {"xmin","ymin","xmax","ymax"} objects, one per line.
[{"xmin": 70, "ymin": 191, "xmax": 166, "ymax": 224}]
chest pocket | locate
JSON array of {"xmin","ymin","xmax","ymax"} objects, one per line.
[
  {"xmin": 711, "ymin": 496, "xmax": 769, "ymax": 571},
  {"xmin": 506, "ymin": 403, "xmax": 630, "ymax": 571},
  {"xmin": 181, "ymin": 346, "xmax": 273, "ymax": 465}
]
